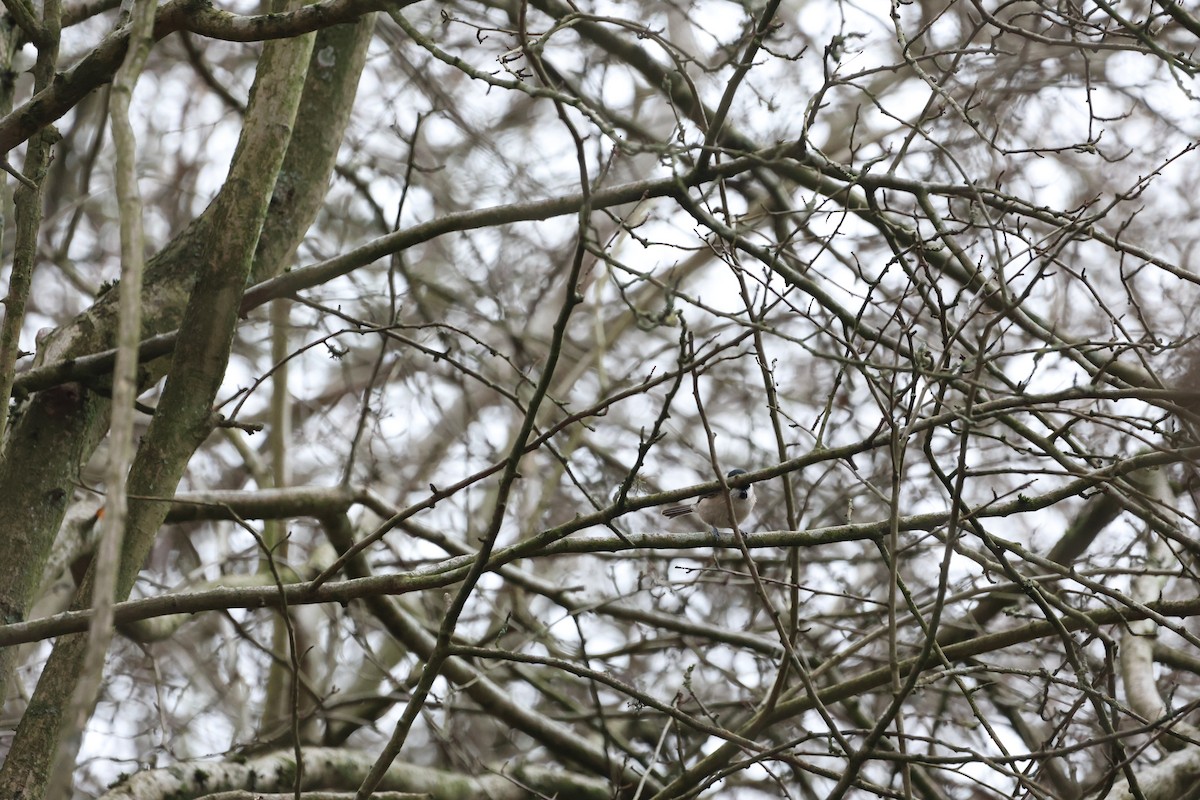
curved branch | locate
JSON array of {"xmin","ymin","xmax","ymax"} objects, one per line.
[
  {"xmin": 0, "ymin": 0, "xmax": 400, "ymax": 155},
  {"xmin": 11, "ymin": 156, "xmax": 764, "ymax": 395},
  {"xmin": 181, "ymin": 0, "xmax": 395, "ymax": 42}
]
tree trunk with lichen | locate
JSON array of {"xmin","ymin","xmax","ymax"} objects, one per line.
[{"xmin": 0, "ymin": 16, "xmax": 374, "ymax": 797}]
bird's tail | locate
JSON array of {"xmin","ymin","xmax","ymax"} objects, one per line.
[{"xmin": 661, "ymin": 504, "xmax": 694, "ymax": 518}]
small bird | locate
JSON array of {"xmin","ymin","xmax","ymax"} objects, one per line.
[{"xmin": 661, "ymin": 468, "xmax": 756, "ymax": 534}]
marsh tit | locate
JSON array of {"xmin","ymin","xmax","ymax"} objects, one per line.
[{"xmin": 661, "ymin": 468, "xmax": 756, "ymax": 534}]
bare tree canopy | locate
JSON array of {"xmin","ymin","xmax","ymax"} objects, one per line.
[{"xmin": 1, "ymin": 0, "xmax": 1200, "ymax": 797}]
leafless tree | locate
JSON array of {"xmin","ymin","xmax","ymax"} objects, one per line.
[{"xmin": 1, "ymin": 0, "xmax": 1199, "ymax": 797}]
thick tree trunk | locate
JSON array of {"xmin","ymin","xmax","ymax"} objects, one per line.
[{"xmin": 0, "ymin": 15, "xmax": 376, "ymax": 796}]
